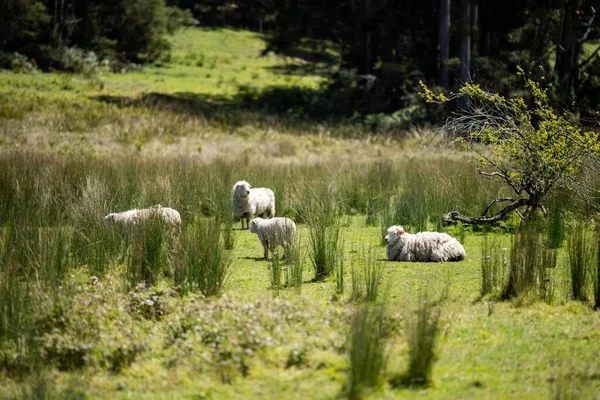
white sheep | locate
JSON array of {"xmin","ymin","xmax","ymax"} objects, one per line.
[
  {"xmin": 232, "ymin": 180, "xmax": 275, "ymax": 230},
  {"xmin": 249, "ymin": 217, "xmax": 297, "ymax": 261},
  {"xmin": 384, "ymin": 225, "xmax": 465, "ymax": 262},
  {"xmin": 104, "ymin": 204, "xmax": 182, "ymax": 238}
]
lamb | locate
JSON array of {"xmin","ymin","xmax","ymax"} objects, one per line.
[
  {"xmin": 104, "ymin": 204, "xmax": 182, "ymax": 237},
  {"xmin": 384, "ymin": 225, "xmax": 465, "ymax": 262},
  {"xmin": 232, "ymin": 180, "xmax": 275, "ymax": 230},
  {"xmin": 249, "ymin": 217, "xmax": 297, "ymax": 261}
]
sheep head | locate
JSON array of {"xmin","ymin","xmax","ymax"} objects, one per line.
[
  {"xmin": 249, "ymin": 217, "xmax": 264, "ymax": 233},
  {"xmin": 385, "ymin": 225, "xmax": 405, "ymax": 246},
  {"xmin": 104, "ymin": 213, "xmax": 117, "ymax": 225},
  {"xmin": 233, "ymin": 180, "xmax": 251, "ymax": 197}
]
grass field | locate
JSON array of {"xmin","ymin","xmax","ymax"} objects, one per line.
[{"xmin": 1, "ymin": 28, "xmax": 600, "ymax": 400}]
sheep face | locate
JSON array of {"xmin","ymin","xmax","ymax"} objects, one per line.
[
  {"xmin": 249, "ymin": 217, "xmax": 264, "ymax": 233},
  {"xmin": 385, "ymin": 225, "xmax": 405, "ymax": 246},
  {"xmin": 104, "ymin": 213, "xmax": 117, "ymax": 225},
  {"xmin": 233, "ymin": 181, "xmax": 251, "ymax": 197}
]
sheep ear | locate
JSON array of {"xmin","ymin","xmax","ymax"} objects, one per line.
[{"xmin": 396, "ymin": 228, "xmax": 404, "ymax": 235}]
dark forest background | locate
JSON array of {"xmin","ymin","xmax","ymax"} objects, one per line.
[{"xmin": 1, "ymin": 0, "xmax": 599, "ymax": 119}]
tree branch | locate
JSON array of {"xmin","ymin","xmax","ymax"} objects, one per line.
[
  {"xmin": 477, "ymin": 170, "xmax": 523, "ymax": 195},
  {"xmin": 482, "ymin": 197, "xmax": 515, "ymax": 216},
  {"xmin": 443, "ymin": 198, "xmax": 530, "ymax": 225}
]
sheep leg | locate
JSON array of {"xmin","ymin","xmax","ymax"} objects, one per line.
[{"xmin": 263, "ymin": 240, "xmax": 269, "ymax": 260}]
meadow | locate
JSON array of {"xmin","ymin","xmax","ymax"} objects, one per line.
[{"xmin": 1, "ymin": 28, "xmax": 600, "ymax": 399}]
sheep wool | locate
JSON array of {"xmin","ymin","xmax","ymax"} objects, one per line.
[
  {"xmin": 249, "ymin": 217, "xmax": 297, "ymax": 261},
  {"xmin": 232, "ymin": 180, "xmax": 275, "ymax": 229},
  {"xmin": 104, "ymin": 204, "xmax": 182, "ymax": 236},
  {"xmin": 385, "ymin": 225, "xmax": 465, "ymax": 262}
]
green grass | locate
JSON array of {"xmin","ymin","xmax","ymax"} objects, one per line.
[
  {"xmin": 1, "ymin": 213, "xmax": 600, "ymax": 399},
  {"xmin": 1, "ymin": 27, "xmax": 600, "ymax": 400}
]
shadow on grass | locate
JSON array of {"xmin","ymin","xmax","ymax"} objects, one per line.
[
  {"xmin": 239, "ymin": 256, "xmax": 267, "ymax": 262},
  {"xmin": 389, "ymin": 373, "xmax": 431, "ymax": 389},
  {"xmin": 92, "ymin": 83, "xmax": 356, "ymax": 127}
]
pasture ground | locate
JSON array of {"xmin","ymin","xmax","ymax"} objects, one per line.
[{"xmin": 0, "ymin": 27, "xmax": 599, "ymax": 400}]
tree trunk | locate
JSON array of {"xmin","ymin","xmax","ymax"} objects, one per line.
[
  {"xmin": 471, "ymin": 0, "xmax": 478, "ymax": 58},
  {"xmin": 439, "ymin": 0, "xmax": 451, "ymax": 89},
  {"xmin": 459, "ymin": 0, "xmax": 471, "ymax": 110},
  {"xmin": 364, "ymin": 0, "xmax": 373, "ymax": 75},
  {"xmin": 555, "ymin": 0, "xmax": 582, "ymax": 105}
]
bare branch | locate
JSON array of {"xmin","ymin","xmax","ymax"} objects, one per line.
[
  {"xmin": 477, "ymin": 170, "xmax": 523, "ymax": 195},
  {"xmin": 443, "ymin": 198, "xmax": 530, "ymax": 226},
  {"xmin": 482, "ymin": 197, "xmax": 515, "ymax": 216}
]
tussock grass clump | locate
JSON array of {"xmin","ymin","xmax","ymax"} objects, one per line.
[
  {"xmin": 125, "ymin": 215, "xmax": 174, "ymax": 287},
  {"xmin": 2, "ymin": 224, "xmax": 74, "ymax": 288},
  {"xmin": 391, "ymin": 292, "xmax": 443, "ymax": 388},
  {"xmin": 175, "ymin": 218, "xmax": 230, "ymax": 297},
  {"xmin": 566, "ymin": 221, "xmax": 593, "ymax": 303},
  {"xmin": 346, "ymin": 304, "xmax": 388, "ymax": 400},
  {"xmin": 594, "ymin": 220, "xmax": 600, "ymax": 310},
  {"xmin": 350, "ymin": 249, "xmax": 384, "ymax": 302},
  {"xmin": 300, "ymin": 185, "xmax": 344, "ymax": 281},
  {"xmin": 502, "ymin": 224, "xmax": 557, "ymax": 302},
  {"xmin": 480, "ymin": 232, "xmax": 507, "ymax": 298},
  {"xmin": 284, "ymin": 243, "xmax": 304, "ymax": 293},
  {"xmin": 269, "ymin": 253, "xmax": 282, "ymax": 296},
  {"xmin": 546, "ymin": 196, "xmax": 567, "ymax": 249},
  {"xmin": 0, "ymin": 262, "xmax": 35, "ymax": 374}
]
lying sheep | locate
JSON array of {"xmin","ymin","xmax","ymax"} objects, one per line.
[
  {"xmin": 104, "ymin": 204, "xmax": 182, "ymax": 238},
  {"xmin": 385, "ymin": 225, "xmax": 465, "ymax": 262},
  {"xmin": 232, "ymin": 180, "xmax": 275, "ymax": 230},
  {"xmin": 249, "ymin": 217, "xmax": 297, "ymax": 261}
]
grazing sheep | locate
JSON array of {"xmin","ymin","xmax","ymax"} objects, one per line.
[
  {"xmin": 104, "ymin": 204, "xmax": 181, "ymax": 238},
  {"xmin": 232, "ymin": 180, "xmax": 275, "ymax": 230},
  {"xmin": 249, "ymin": 217, "xmax": 297, "ymax": 261},
  {"xmin": 384, "ymin": 225, "xmax": 465, "ymax": 262}
]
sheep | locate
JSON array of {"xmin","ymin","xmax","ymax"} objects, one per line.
[
  {"xmin": 249, "ymin": 217, "xmax": 297, "ymax": 261},
  {"xmin": 232, "ymin": 180, "xmax": 275, "ymax": 230},
  {"xmin": 384, "ymin": 225, "xmax": 465, "ymax": 262},
  {"xmin": 104, "ymin": 204, "xmax": 182, "ymax": 238}
]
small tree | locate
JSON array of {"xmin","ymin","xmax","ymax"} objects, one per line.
[{"xmin": 420, "ymin": 67, "xmax": 600, "ymax": 225}]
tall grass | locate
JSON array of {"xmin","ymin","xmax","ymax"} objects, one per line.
[
  {"xmin": 175, "ymin": 218, "xmax": 230, "ymax": 297},
  {"xmin": 566, "ymin": 221, "xmax": 593, "ymax": 302},
  {"xmin": 502, "ymin": 224, "xmax": 557, "ymax": 302},
  {"xmin": 300, "ymin": 185, "xmax": 344, "ymax": 281},
  {"xmin": 480, "ymin": 232, "xmax": 506, "ymax": 298},
  {"xmin": 0, "ymin": 245, "xmax": 35, "ymax": 374},
  {"xmin": 594, "ymin": 220, "xmax": 600, "ymax": 310},
  {"xmin": 269, "ymin": 253, "xmax": 282, "ymax": 296},
  {"xmin": 350, "ymin": 250, "xmax": 384, "ymax": 302},
  {"xmin": 346, "ymin": 304, "xmax": 388, "ymax": 400},
  {"xmin": 285, "ymin": 244, "xmax": 304, "ymax": 292},
  {"xmin": 393, "ymin": 292, "xmax": 443, "ymax": 387},
  {"xmin": 546, "ymin": 195, "xmax": 566, "ymax": 249},
  {"xmin": 125, "ymin": 215, "xmax": 175, "ymax": 287}
]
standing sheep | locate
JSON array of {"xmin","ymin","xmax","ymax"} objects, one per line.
[
  {"xmin": 232, "ymin": 180, "xmax": 275, "ymax": 230},
  {"xmin": 385, "ymin": 225, "xmax": 465, "ymax": 262},
  {"xmin": 104, "ymin": 204, "xmax": 182, "ymax": 238},
  {"xmin": 249, "ymin": 217, "xmax": 297, "ymax": 261}
]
